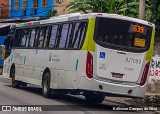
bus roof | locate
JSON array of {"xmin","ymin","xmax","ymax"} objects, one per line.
[
  {"xmin": 15, "ymin": 13, "xmax": 155, "ymax": 28},
  {"xmin": 0, "ymin": 23, "xmax": 16, "ymax": 28}
]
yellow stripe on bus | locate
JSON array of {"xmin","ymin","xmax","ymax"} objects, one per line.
[
  {"xmin": 82, "ymin": 18, "xmax": 96, "ymax": 52},
  {"xmin": 146, "ymin": 29, "xmax": 155, "ymax": 61}
]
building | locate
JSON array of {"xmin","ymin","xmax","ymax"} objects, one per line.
[
  {"xmin": 54, "ymin": 0, "xmax": 73, "ymax": 15},
  {"xmin": 0, "ymin": 0, "xmax": 9, "ymax": 19},
  {"xmin": 10, "ymin": 0, "xmax": 53, "ymax": 18},
  {"xmin": 0, "ymin": 0, "xmax": 74, "ymax": 19}
]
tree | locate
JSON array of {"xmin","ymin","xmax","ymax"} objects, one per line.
[
  {"xmin": 67, "ymin": 0, "xmax": 160, "ymax": 23},
  {"xmin": 46, "ymin": 10, "xmax": 58, "ymax": 18},
  {"xmin": 146, "ymin": 0, "xmax": 160, "ymax": 23},
  {"xmin": 66, "ymin": 0, "xmax": 108, "ymax": 13},
  {"xmin": 66, "ymin": 0, "xmax": 140, "ymax": 17}
]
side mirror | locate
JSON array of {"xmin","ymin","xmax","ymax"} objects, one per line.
[{"xmin": 0, "ymin": 45, "xmax": 6, "ymax": 60}]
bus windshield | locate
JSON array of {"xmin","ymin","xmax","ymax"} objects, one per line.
[
  {"xmin": 94, "ymin": 17, "xmax": 153, "ymax": 53},
  {"xmin": 0, "ymin": 26, "xmax": 10, "ymax": 36}
]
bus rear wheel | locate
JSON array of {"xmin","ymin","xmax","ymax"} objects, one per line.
[
  {"xmin": 11, "ymin": 67, "xmax": 20, "ymax": 88},
  {"xmin": 42, "ymin": 73, "xmax": 51, "ymax": 98},
  {"xmin": 84, "ymin": 93, "xmax": 105, "ymax": 104}
]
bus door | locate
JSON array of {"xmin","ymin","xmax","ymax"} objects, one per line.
[{"xmin": 3, "ymin": 27, "xmax": 16, "ymax": 77}]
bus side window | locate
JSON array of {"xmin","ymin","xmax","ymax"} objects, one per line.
[
  {"xmin": 71, "ymin": 22, "xmax": 79, "ymax": 48},
  {"xmin": 38, "ymin": 26, "xmax": 46, "ymax": 48},
  {"xmin": 49, "ymin": 25, "xmax": 59, "ymax": 48},
  {"xmin": 59, "ymin": 23, "xmax": 70, "ymax": 48},
  {"xmin": 20, "ymin": 29, "xmax": 27, "ymax": 47},
  {"xmin": 14, "ymin": 29, "xmax": 21, "ymax": 47},
  {"xmin": 65, "ymin": 23, "xmax": 73, "ymax": 48},
  {"xmin": 25, "ymin": 29, "xmax": 32, "ymax": 47},
  {"xmin": 29, "ymin": 28, "xmax": 36, "ymax": 47},
  {"xmin": 43, "ymin": 26, "xmax": 51, "ymax": 48},
  {"xmin": 72, "ymin": 21, "xmax": 87, "ymax": 49},
  {"xmin": 78, "ymin": 22, "xmax": 87, "ymax": 48},
  {"xmin": 34, "ymin": 27, "xmax": 41, "ymax": 47}
]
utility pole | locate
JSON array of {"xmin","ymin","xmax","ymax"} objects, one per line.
[{"xmin": 138, "ymin": 0, "xmax": 145, "ymax": 20}]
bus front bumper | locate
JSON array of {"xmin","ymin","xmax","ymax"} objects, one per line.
[{"xmin": 91, "ymin": 79, "xmax": 146, "ymax": 98}]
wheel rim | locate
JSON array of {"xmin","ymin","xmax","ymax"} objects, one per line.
[{"xmin": 43, "ymin": 80, "xmax": 48, "ymax": 93}]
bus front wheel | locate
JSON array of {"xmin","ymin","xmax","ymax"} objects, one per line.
[
  {"xmin": 42, "ymin": 73, "xmax": 51, "ymax": 98},
  {"xmin": 84, "ymin": 93, "xmax": 105, "ymax": 104},
  {"xmin": 11, "ymin": 67, "xmax": 20, "ymax": 88}
]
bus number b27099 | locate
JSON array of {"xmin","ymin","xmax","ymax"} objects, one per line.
[{"xmin": 126, "ymin": 57, "xmax": 141, "ymax": 64}]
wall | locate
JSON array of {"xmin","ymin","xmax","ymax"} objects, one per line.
[
  {"xmin": 149, "ymin": 55, "xmax": 160, "ymax": 82},
  {"xmin": 11, "ymin": 0, "xmax": 53, "ymax": 18},
  {"xmin": 54, "ymin": 0, "xmax": 73, "ymax": 15},
  {"xmin": 0, "ymin": 0, "xmax": 9, "ymax": 19},
  {"xmin": 147, "ymin": 55, "xmax": 160, "ymax": 93}
]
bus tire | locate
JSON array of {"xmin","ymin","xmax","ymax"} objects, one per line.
[
  {"xmin": 10, "ymin": 67, "xmax": 20, "ymax": 88},
  {"xmin": 42, "ymin": 72, "xmax": 51, "ymax": 98},
  {"xmin": 84, "ymin": 93, "xmax": 105, "ymax": 104}
]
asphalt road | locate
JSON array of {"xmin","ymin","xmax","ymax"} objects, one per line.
[{"xmin": 0, "ymin": 76, "xmax": 157, "ymax": 114}]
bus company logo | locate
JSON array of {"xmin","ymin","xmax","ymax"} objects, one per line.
[
  {"xmin": 99, "ymin": 52, "xmax": 106, "ymax": 59},
  {"xmin": 49, "ymin": 53, "xmax": 52, "ymax": 61},
  {"xmin": 2, "ymin": 106, "xmax": 11, "ymax": 111}
]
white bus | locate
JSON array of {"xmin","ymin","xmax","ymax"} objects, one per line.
[{"xmin": 1, "ymin": 13, "xmax": 155, "ymax": 103}]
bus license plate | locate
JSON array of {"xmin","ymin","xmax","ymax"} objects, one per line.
[{"xmin": 111, "ymin": 72, "xmax": 124, "ymax": 79}]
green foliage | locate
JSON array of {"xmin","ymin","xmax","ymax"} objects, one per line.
[
  {"xmin": 66, "ymin": 0, "xmax": 160, "ymax": 23},
  {"xmin": 46, "ymin": 10, "xmax": 58, "ymax": 18},
  {"xmin": 66, "ymin": 0, "xmax": 140, "ymax": 17},
  {"xmin": 67, "ymin": 0, "xmax": 160, "ymax": 23},
  {"xmin": 146, "ymin": 0, "xmax": 160, "ymax": 23}
]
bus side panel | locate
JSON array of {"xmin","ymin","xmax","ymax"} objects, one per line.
[
  {"xmin": 2, "ymin": 54, "xmax": 12, "ymax": 78},
  {"xmin": 13, "ymin": 49, "xmax": 44, "ymax": 85},
  {"xmin": 77, "ymin": 18, "xmax": 96, "ymax": 90},
  {"xmin": 65, "ymin": 50, "xmax": 91, "ymax": 90},
  {"xmin": 50, "ymin": 69, "xmax": 58, "ymax": 89},
  {"xmin": 22, "ymin": 49, "xmax": 69, "ymax": 88},
  {"xmin": 76, "ymin": 51, "xmax": 91, "ymax": 90},
  {"xmin": 48, "ymin": 50, "xmax": 69, "ymax": 89},
  {"xmin": 66, "ymin": 50, "xmax": 87, "ymax": 89},
  {"xmin": 75, "ymin": 51, "xmax": 94, "ymax": 90},
  {"xmin": 66, "ymin": 51, "xmax": 80, "ymax": 89}
]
